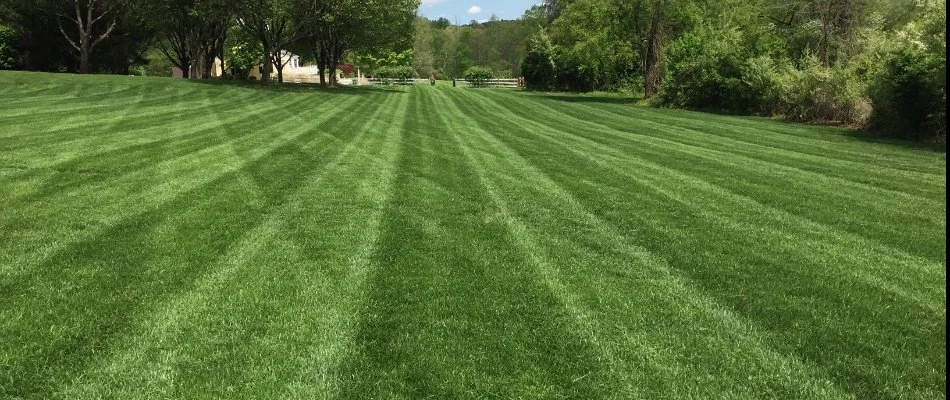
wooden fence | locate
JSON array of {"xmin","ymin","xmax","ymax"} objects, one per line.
[
  {"xmin": 365, "ymin": 77, "xmax": 525, "ymax": 88},
  {"xmin": 366, "ymin": 78, "xmax": 429, "ymax": 85},
  {"xmin": 453, "ymin": 78, "xmax": 524, "ymax": 88}
]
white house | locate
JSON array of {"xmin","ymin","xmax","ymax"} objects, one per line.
[
  {"xmin": 249, "ymin": 51, "xmax": 357, "ymax": 84},
  {"xmin": 174, "ymin": 51, "xmax": 360, "ymax": 84}
]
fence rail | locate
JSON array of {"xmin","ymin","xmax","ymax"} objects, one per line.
[
  {"xmin": 454, "ymin": 78, "xmax": 523, "ymax": 88},
  {"xmin": 365, "ymin": 77, "xmax": 525, "ymax": 88},
  {"xmin": 366, "ymin": 78, "xmax": 429, "ymax": 85}
]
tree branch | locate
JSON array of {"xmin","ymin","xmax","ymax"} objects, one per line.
[
  {"xmin": 57, "ymin": 17, "xmax": 81, "ymax": 51},
  {"xmin": 74, "ymin": 0, "xmax": 84, "ymax": 34},
  {"xmin": 91, "ymin": 18, "xmax": 116, "ymax": 48}
]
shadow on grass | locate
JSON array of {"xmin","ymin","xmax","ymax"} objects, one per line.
[
  {"xmin": 532, "ymin": 92, "xmax": 641, "ymax": 105},
  {"xmin": 534, "ymin": 91, "xmax": 946, "ymax": 153},
  {"xmin": 842, "ymin": 129, "xmax": 947, "ymax": 152}
]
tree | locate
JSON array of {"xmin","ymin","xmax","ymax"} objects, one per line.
[
  {"xmin": 57, "ymin": 0, "xmax": 124, "ymax": 73},
  {"xmin": 143, "ymin": 0, "xmax": 230, "ymax": 79},
  {"xmin": 314, "ymin": 0, "xmax": 416, "ymax": 86},
  {"xmin": 412, "ymin": 16, "xmax": 434, "ymax": 76},
  {"xmin": 430, "ymin": 17, "xmax": 451, "ymax": 30},
  {"xmin": 642, "ymin": 0, "xmax": 667, "ymax": 97},
  {"xmin": 236, "ymin": 0, "xmax": 317, "ymax": 84}
]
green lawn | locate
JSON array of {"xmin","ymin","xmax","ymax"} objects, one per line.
[{"xmin": 0, "ymin": 71, "xmax": 945, "ymax": 399}]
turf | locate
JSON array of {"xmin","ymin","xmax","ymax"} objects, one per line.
[{"xmin": 0, "ymin": 71, "xmax": 945, "ymax": 399}]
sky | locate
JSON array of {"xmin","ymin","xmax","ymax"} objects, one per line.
[{"xmin": 418, "ymin": 0, "xmax": 541, "ymax": 22}]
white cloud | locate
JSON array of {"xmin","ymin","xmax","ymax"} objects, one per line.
[
  {"xmin": 467, "ymin": 6, "xmax": 482, "ymax": 15},
  {"xmin": 421, "ymin": 0, "xmax": 446, "ymax": 6}
]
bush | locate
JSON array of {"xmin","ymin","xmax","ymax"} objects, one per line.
[
  {"xmin": 739, "ymin": 55, "xmax": 785, "ymax": 114},
  {"xmin": 867, "ymin": 47, "xmax": 946, "ymax": 142},
  {"xmin": 661, "ymin": 27, "xmax": 784, "ymax": 114},
  {"xmin": 521, "ymin": 49, "xmax": 555, "ymax": 90},
  {"xmin": 0, "ymin": 24, "xmax": 18, "ymax": 70},
  {"xmin": 373, "ymin": 65, "xmax": 415, "ymax": 84},
  {"xmin": 775, "ymin": 56, "xmax": 870, "ymax": 124},
  {"xmin": 462, "ymin": 66, "xmax": 494, "ymax": 87}
]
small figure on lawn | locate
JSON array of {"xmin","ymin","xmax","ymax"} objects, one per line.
[{"xmin": 429, "ymin": 72, "xmax": 437, "ymax": 86}]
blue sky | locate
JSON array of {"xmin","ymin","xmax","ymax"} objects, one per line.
[{"xmin": 418, "ymin": 0, "xmax": 541, "ymax": 22}]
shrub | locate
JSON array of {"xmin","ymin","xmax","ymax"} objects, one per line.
[
  {"xmin": 660, "ymin": 27, "xmax": 779, "ymax": 114},
  {"xmin": 0, "ymin": 25, "xmax": 18, "ymax": 70},
  {"xmin": 738, "ymin": 55, "xmax": 784, "ymax": 115},
  {"xmin": 373, "ymin": 65, "xmax": 415, "ymax": 84},
  {"xmin": 774, "ymin": 56, "xmax": 870, "ymax": 124},
  {"xmin": 867, "ymin": 46, "xmax": 946, "ymax": 142},
  {"xmin": 521, "ymin": 50, "xmax": 555, "ymax": 90},
  {"xmin": 462, "ymin": 66, "xmax": 494, "ymax": 87},
  {"xmin": 522, "ymin": 30, "xmax": 556, "ymax": 90}
]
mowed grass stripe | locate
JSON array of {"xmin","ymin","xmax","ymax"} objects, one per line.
[
  {"xmin": 519, "ymin": 93, "xmax": 945, "ymax": 198},
  {"xmin": 3, "ymin": 85, "xmax": 308, "ymax": 186},
  {"xmin": 337, "ymin": 85, "xmax": 613, "ymax": 399},
  {"xmin": 0, "ymin": 82, "xmax": 199, "ymax": 125},
  {"xmin": 484, "ymin": 90, "xmax": 944, "ymax": 201},
  {"xmin": 0, "ymin": 92, "xmax": 389, "ymax": 397},
  {"xmin": 0, "ymin": 83, "xmax": 208, "ymax": 144},
  {"xmin": 58, "ymin": 92, "xmax": 407, "ymax": 399},
  {"xmin": 0, "ymin": 84, "xmax": 265, "ymax": 162},
  {"xmin": 469, "ymin": 89, "xmax": 944, "ymax": 299},
  {"xmin": 478, "ymin": 90, "xmax": 946, "ymax": 263},
  {"xmin": 448, "ymin": 87, "xmax": 944, "ymax": 398},
  {"xmin": 438, "ymin": 87, "xmax": 853, "ymax": 398},
  {"xmin": 0, "ymin": 72, "xmax": 944, "ymax": 399},
  {"xmin": 0, "ymin": 89, "xmax": 363, "ymax": 277},
  {"xmin": 531, "ymin": 91, "xmax": 943, "ymax": 174},
  {"xmin": 0, "ymin": 75, "xmax": 157, "ymax": 111}
]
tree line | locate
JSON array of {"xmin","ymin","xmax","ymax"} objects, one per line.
[
  {"xmin": 522, "ymin": 0, "xmax": 945, "ymax": 143},
  {"xmin": 410, "ymin": 10, "xmax": 546, "ymax": 79},
  {"xmin": 0, "ymin": 0, "xmax": 418, "ymax": 84}
]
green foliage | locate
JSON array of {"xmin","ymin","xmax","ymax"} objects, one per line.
[
  {"xmin": 522, "ymin": 0, "xmax": 949, "ymax": 142},
  {"xmin": 412, "ymin": 15, "xmax": 540, "ymax": 79},
  {"xmin": 462, "ymin": 66, "xmax": 493, "ymax": 87},
  {"xmin": 137, "ymin": 49, "xmax": 174, "ymax": 76},
  {"xmin": 865, "ymin": 2, "xmax": 946, "ymax": 142},
  {"xmin": 520, "ymin": 35, "xmax": 557, "ymax": 90},
  {"xmin": 373, "ymin": 65, "xmax": 415, "ymax": 84},
  {"xmin": 521, "ymin": 28, "xmax": 559, "ymax": 90},
  {"xmin": 356, "ymin": 49, "xmax": 414, "ymax": 72},
  {"xmin": 549, "ymin": 0, "xmax": 640, "ymax": 91},
  {"xmin": 0, "ymin": 24, "xmax": 17, "ymax": 69},
  {"xmin": 868, "ymin": 47, "xmax": 946, "ymax": 141},
  {"xmin": 520, "ymin": 27, "xmax": 595, "ymax": 92},
  {"xmin": 738, "ymin": 55, "xmax": 784, "ymax": 115},
  {"xmin": 225, "ymin": 26, "xmax": 261, "ymax": 79},
  {"xmin": 661, "ymin": 26, "xmax": 751, "ymax": 112},
  {"xmin": 775, "ymin": 55, "xmax": 869, "ymax": 124}
]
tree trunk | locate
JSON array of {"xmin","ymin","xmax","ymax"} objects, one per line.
[
  {"xmin": 270, "ymin": 50, "xmax": 284, "ymax": 84},
  {"xmin": 59, "ymin": 0, "xmax": 117, "ymax": 74},
  {"xmin": 318, "ymin": 46, "xmax": 328, "ymax": 85},
  {"xmin": 259, "ymin": 43, "xmax": 272, "ymax": 84},
  {"xmin": 79, "ymin": 46, "xmax": 90, "ymax": 74},
  {"xmin": 643, "ymin": 0, "xmax": 665, "ymax": 98},
  {"xmin": 328, "ymin": 46, "xmax": 338, "ymax": 86},
  {"xmin": 218, "ymin": 41, "xmax": 226, "ymax": 78},
  {"xmin": 204, "ymin": 54, "xmax": 214, "ymax": 79}
]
